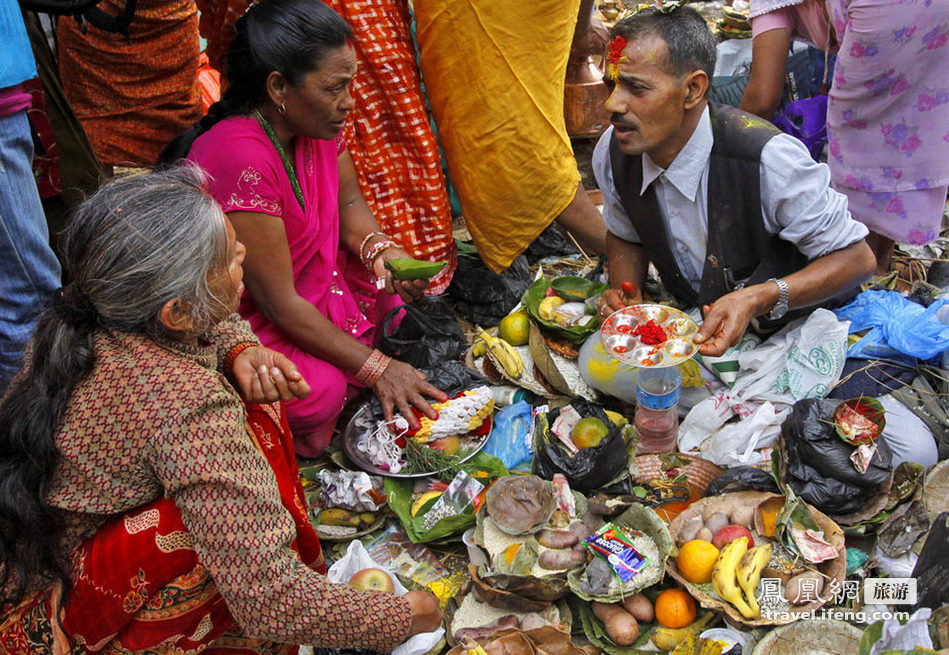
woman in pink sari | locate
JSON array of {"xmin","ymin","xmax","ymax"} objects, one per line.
[
  {"xmin": 164, "ymin": 0, "xmax": 447, "ymax": 456},
  {"xmin": 741, "ymin": 0, "xmax": 949, "ymax": 273}
]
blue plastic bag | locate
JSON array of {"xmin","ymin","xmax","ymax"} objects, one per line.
[
  {"xmin": 834, "ymin": 290, "xmax": 949, "ymax": 365},
  {"xmin": 483, "ymin": 401, "xmax": 533, "ymax": 472}
]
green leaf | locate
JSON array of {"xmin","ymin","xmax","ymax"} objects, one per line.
[
  {"xmin": 522, "ymin": 277, "xmax": 608, "ymax": 344},
  {"xmin": 858, "ymin": 620, "xmax": 884, "ymax": 655},
  {"xmin": 384, "ymin": 452, "xmax": 507, "ymax": 543},
  {"xmin": 550, "ymin": 276, "xmax": 603, "ymax": 301},
  {"xmin": 774, "ymin": 488, "xmax": 820, "ymax": 552}
]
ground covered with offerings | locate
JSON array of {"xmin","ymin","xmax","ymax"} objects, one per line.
[{"xmin": 299, "ymin": 221, "xmax": 949, "ymax": 655}]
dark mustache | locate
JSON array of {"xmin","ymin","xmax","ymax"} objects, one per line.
[{"xmin": 610, "ymin": 113, "xmax": 635, "ymax": 129}]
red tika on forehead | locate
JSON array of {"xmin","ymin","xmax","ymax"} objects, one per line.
[{"xmin": 607, "ymin": 35, "xmax": 628, "ymax": 65}]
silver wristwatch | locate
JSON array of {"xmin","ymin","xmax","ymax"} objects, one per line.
[{"xmin": 767, "ymin": 277, "xmax": 789, "ymax": 320}]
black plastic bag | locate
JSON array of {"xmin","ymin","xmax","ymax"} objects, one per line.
[
  {"xmin": 785, "ymin": 458, "xmax": 868, "ymax": 514},
  {"xmin": 378, "ymin": 297, "xmax": 466, "ymax": 370},
  {"xmin": 523, "ymin": 223, "xmax": 579, "ymax": 264},
  {"xmin": 781, "ymin": 398, "xmax": 892, "ymax": 514},
  {"xmin": 448, "ymin": 253, "xmax": 531, "ymax": 326},
  {"xmin": 705, "ymin": 466, "xmax": 781, "ymax": 497},
  {"xmin": 783, "ymin": 398, "xmax": 892, "ymax": 489},
  {"xmin": 532, "ymin": 399, "xmax": 628, "ymax": 493}
]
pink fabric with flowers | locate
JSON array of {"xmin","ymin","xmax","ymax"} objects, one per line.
[
  {"xmin": 188, "ymin": 116, "xmax": 396, "ymax": 454},
  {"xmin": 824, "ymin": 0, "xmax": 949, "ymax": 244},
  {"xmin": 752, "ymin": 0, "xmax": 949, "ymax": 243}
]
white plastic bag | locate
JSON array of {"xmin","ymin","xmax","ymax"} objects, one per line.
[
  {"xmin": 678, "ymin": 397, "xmax": 786, "ymax": 467},
  {"xmin": 678, "ymin": 309, "xmax": 849, "ymax": 466},
  {"xmin": 326, "ymin": 540, "xmax": 445, "ymax": 655},
  {"xmin": 731, "ymin": 309, "xmax": 850, "ymax": 404}
]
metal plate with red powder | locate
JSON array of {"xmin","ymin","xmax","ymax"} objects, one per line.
[{"xmin": 601, "ymin": 304, "xmax": 698, "ymax": 368}]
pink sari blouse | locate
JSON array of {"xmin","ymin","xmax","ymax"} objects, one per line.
[{"xmin": 187, "ymin": 116, "xmax": 374, "ymax": 350}]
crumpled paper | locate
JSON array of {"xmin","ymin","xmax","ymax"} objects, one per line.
[
  {"xmin": 326, "ymin": 540, "xmax": 445, "ymax": 655},
  {"xmin": 869, "ymin": 608, "xmax": 933, "ymax": 655},
  {"xmin": 317, "ymin": 470, "xmax": 385, "ymax": 512}
]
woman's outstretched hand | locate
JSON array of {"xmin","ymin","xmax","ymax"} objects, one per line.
[
  {"xmin": 232, "ymin": 346, "xmax": 311, "ymax": 403},
  {"xmin": 372, "ymin": 360, "xmax": 448, "ymax": 429}
]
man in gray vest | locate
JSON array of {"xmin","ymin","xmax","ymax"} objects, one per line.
[{"xmin": 594, "ymin": 5, "xmax": 874, "ymax": 356}]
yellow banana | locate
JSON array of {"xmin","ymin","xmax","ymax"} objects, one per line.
[
  {"xmin": 318, "ymin": 508, "xmax": 361, "ymax": 527},
  {"xmin": 538, "ymin": 296, "xmax": 565, "ymax": 321},
  {"xmin": 650, "ymin": 611, "xmax": 717, "ymax": 651},
  {"xmin": 472, "ymin": 340, "xmax": 486, "ymax": 357},
  {"xmin": 737, "ymin": 543, "xmax": 772, "ymax": 619},
  {"xmin": 479, "ymin": 330, "xmax": 523, "ymax": 378},
  {"xmin": 712, "ymin": 538, "xmax": 755, "ymax": 619}
]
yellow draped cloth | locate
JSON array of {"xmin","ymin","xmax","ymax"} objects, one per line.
[{"xmin": 414, "ymin": 0, "xmax": 582, "ymax": 273}]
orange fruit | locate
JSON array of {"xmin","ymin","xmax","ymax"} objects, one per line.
[
  {"xmin": 654, "ymin": 589, "xmax": 697, "ymax": 629},
  {"xmin": 571, "ymin": 417, "xmax": 610, "ymax": 449},
  {"xmin": 499, "ymin": 312, "xmax": 530, "ymax": 346},
  {"xmin": 676, "ymin": 539, "xmax": 720, "ymax": 584}
]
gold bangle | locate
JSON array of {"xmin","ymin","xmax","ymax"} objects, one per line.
[{"xmin": 355, "ymin": 349, "xmax": 392, "ymax": 386}]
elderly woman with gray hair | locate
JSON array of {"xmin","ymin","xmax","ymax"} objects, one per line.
[{"xmin": 0, "ymin": 167, "xmax": 440, "ymax": 653}]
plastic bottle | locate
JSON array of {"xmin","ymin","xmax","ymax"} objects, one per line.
[
  {"xmin": 634, "ymin": 366, "xmax": 682, "ymax": 453},
  {"xmin": 491, "ymin": 385, "xmax": 533, "ymax": 407}
]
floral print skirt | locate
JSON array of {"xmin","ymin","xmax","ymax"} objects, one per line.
[{"xmin": 826, "ymin": 0, "xmax": 949, "ymax": 243}]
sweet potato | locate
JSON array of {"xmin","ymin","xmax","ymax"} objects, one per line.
[
  {"xmin": 537, "ymin": 528, "xmax": 579, "ymax": 549},
  {"xmin": 592, "ymin": 602, "xmax": 639, "ymax": 645},
  {"xmin": 538, "ymin": 549, "xmax": 587, "ymax": 571},
  {"xmin": 621, "ymin": 592, "xmax": 654, "ymax": 623}
]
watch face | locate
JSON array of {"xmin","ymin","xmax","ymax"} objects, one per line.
[{"xmin": 771, "ymin": 302, "xmax": 788, "ymax": 319}]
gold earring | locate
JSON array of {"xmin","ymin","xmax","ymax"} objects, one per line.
[{"xmin": 278, "ymin": 103, "xmax": 287, "ymax": 115}]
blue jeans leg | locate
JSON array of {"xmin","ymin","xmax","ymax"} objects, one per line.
[{"xmin": 0, "ymin": 108, "xmax": 61, "ymax": 392}]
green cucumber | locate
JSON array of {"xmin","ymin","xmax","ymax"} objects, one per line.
[{"xmin": 384, "ymin": 258, "xmax": 447, "ymax": 280}]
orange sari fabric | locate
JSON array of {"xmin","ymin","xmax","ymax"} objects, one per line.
[
  {"xmin": 57, "ymin": 0, "xmax": 202, "ymax": 167},
  {"xmin": 325, "ymin": 0, "xmax": 456, "ymax": 293}
]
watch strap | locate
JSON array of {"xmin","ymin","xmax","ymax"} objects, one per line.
[{"xmin": 767, "ymin": 277, "xmax": 790, "ymax": 320}]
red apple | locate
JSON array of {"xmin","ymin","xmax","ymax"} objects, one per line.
[
  {"xmin": 712, "ymin": 525, "xmax": 754, "ymax": 550},
  {"xmin": 349, "ymin": 567, "xmax": 395, "ymax": 593}
]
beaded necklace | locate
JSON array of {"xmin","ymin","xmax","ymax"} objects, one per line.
[{"xmin": 253, "ymin": 109, "xmax": 305, "ymax": 211}]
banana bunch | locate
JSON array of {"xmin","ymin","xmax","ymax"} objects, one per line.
[
  {"xmin": 651, "ymin": 611, "xmax": 716, "ymax": 651},
  {"xmin": 712, "ymin": 539, "xmax": 772, "ymax": 619},
  {"xmin": 479, "ymin": 330, "xmax": 523, "ymax": 379},
  {"xmin": 737, "ymin": 543, "xmax": 772, "ymax": 618},
  {"xmin": 318, "ymin": 508, "xmax": 377, "ymax": 528}
]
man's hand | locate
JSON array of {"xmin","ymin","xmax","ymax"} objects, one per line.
[
  {"xmin": 692, "ymin": 288, "xmax": 763, "ymax": 356},
  {"xmin": 231, "ymin": 346, "xmax": 311, "ymax": 403},
  {"xmin": 598, "ymin": 281, "xmax": 643, "ymax": 318}
]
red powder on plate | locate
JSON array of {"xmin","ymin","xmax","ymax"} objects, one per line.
[{"xmin": 632, "ymin": 319, "xmax": 667, "ymax": 345}]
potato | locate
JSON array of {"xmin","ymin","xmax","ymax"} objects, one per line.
[
  {"xmin": 730, "ymin": 505, "xmax": 755, "ymax": 529},
  {"xmin": 538, "ymin": 549, "xmax": 587, "ymax": 571},
  {"xmin": 784, "ymin": 571, "xmax": 825, "ymax": 604},
  {"xmin": 695, "ymin": 526, "xmax": 713, "ymax": 543},
  {"xmin": 538, "ymin": 528, "xmax": 579, "ymax": 549},
  {"xmin": 677, "ymin": 516, "xmax": 704, "ymax": 545},
  {"xmin": 704, "ymin": 511, "xmax": 729, "ymax": 536},
  {"xmin": 593, "ymin": 602, "xmax": 640, "ymax": 646},
  {"xmin": 621, "ymin": 592, "xmax": 654, "ymax": 623}
]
